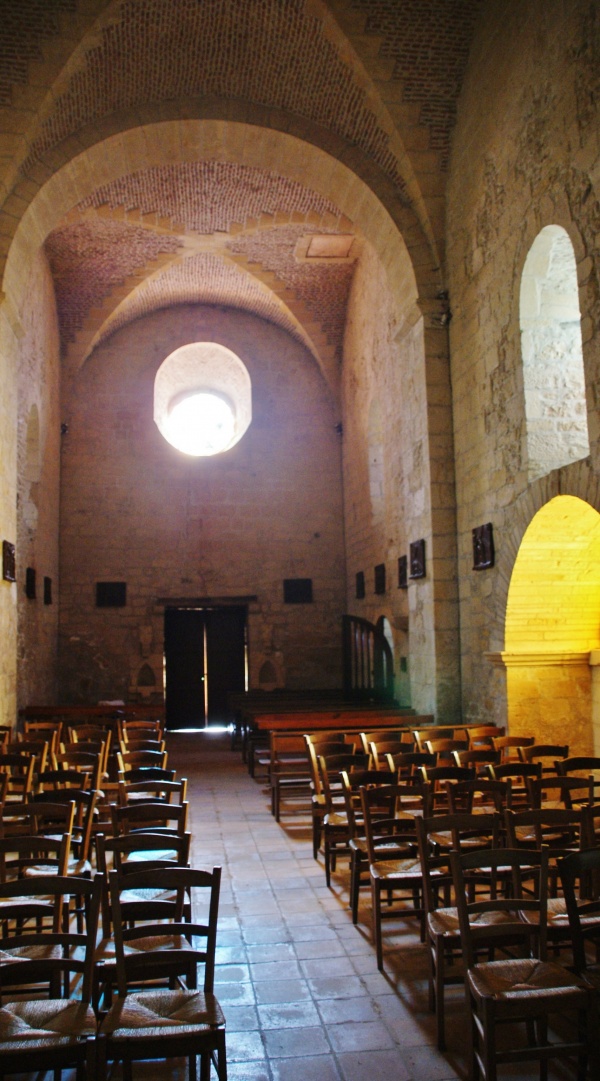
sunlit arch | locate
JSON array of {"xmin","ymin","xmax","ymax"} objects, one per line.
[{"xmin": 504, "ymin": 495, "xmax": 600, "ymax": 754}]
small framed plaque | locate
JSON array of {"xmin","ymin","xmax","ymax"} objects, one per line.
[
  {"xmin": 374, "ymin": 563, "xmax": 386, "ymax": 595},
  {"xmin": 398, "ymin": 555, "xmax": 408, "ymax": 589},
  {"xmin": 409, "ymin": 539, "xmax": 426, "ymax": 579},
  {"xmin": 355, "ymin": 571, "xmax": 365, "ymax": 599},
  {"xmin": 473, "ymin": 522, "xmax": 494, "ymax": 570},
  {"xmin": 25, "ymin": 567, "xmax": 36, "ymax": 599},
  {"xmin": 2, "ymin": 541, "xmax": 15, "ymax": 583}
]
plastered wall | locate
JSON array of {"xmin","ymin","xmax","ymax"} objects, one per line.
[
  {"xmin": 58, "ymin": 304, "xmax": 345, "ymax": 702},
  {"xmin": 447, "ymin": 0, "xmax": 600, "ymax": 726}
]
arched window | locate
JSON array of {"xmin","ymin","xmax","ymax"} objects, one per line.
[{"xmin": 520, "ymin": 225, "xmax": 589, "ymax": 481}]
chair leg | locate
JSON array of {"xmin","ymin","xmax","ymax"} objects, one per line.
[
  {"xmin": 372, "ymin": 878, "xmax": 383, "ymax": 971},
  {"xmin": 324, "ymin": 834, "xmax": 332, "ymax": 887},
  {"xmin": 434, "ymin": 937, "xmax": 446, "ymax": 1050},
  {"xmin": 350, "ymin": 849, "xmax": 360, "ymax": 923},
  {"xmin": 480, "ymin": 998, "xmax": 497, "ymax": 1081},
  {"xmin": 312, "ymin": 812, "xmax": 321, "ymax": 859}
]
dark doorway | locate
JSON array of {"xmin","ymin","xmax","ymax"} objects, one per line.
[{"xmin": 164, "ymin": 606, "xmax": 247, "ymax": 730}]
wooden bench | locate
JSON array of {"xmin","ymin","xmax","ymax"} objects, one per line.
[{"xmin": 244, "ymin": 705, "xmax": 420, "ymax": 774}]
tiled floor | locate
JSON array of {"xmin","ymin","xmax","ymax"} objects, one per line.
[{"xmin": 167, "ymin": 729, "xmax": 578, "ymax": 1081}]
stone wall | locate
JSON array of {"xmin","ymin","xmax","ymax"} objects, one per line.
[
  {"xmin": 58, "ymin": 304, "xmax": 345, "ymax": 703},
  {"xmin": 17, "ymin": 250, "xmax": 61, "ymax": 711},
  {"xmin": 342, "ymin": 241, "xmax": 434, "ymax": 711},
  {"xmin": 447, "ymin": 0, "xmax": 600, "ymax": 727}
]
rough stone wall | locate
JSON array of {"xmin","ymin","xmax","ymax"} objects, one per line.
[
  {"xmin": 342, "ymin": 242, "xmax": 437, "ymax": 712},
  {"xmin": 58, "ymin": 305, "xmax": 345, "ymax": 702},
  {"xmin": 17, "ymin": 249, "xmax": 61, "ymax": 710},
  {"xmin": 447, "ymin": 0, "xmax": 600, "ymax": 725}
]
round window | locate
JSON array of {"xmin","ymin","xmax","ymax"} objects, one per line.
[{"xmin": 154, "ymin": 342, "xmax": 252, "ymax": 457}]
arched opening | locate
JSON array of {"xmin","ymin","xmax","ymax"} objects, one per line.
[
  {"xmin": 504, "ymin": 495, "xmax": 600, "ymax": 754},
  {"xmin": 520, "ymin": 225, "xmax": 589, "ymax": 481}
]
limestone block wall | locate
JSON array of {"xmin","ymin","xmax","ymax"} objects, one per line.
[
  {"xmin": 447, "ymin": 0, "xmax": 600, "ymax": 725},
  {"xmin": 17, "ymin": 250, "xmax": 61, "ymax": 710},
  {"xmin": 342, "ymin": 243, "xmax": 434, "ymax": 711},
  {"xmin": 58, "ymin": 304, "xmax": 345, "ymax": 702}
]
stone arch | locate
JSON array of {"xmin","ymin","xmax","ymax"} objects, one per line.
[
  {"xmin": 520, "ymin": 225, "xmax": 589, "ymax": 481},
  {"xmin": 2, "ymin": 120, "xmax": 430, "ymax": 407},
  {"xmin": 2, "ymin": 0, "xmax": 438, "ymax": 271},
  {"xmin": 487, "ymin": 461, "xmax": 600, "ymax": 655},
  {"xmin": 2, "ymin": 119, "xmax": 432, "ymax": 315},
  {"xmin": 499, "ymin": 491, "xmax": 600, "ymax": 755}
]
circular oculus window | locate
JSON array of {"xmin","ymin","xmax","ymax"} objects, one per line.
[{"xmin": 154, "ymin": 342, "xmax": 252, "ymax": 457}]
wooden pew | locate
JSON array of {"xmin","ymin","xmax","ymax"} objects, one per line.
[{"xmin": 246, "ymin": 710, "xmax": 433, "ymax": 778}]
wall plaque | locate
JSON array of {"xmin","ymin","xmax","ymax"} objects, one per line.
[
  {"xmin": 2, "ymin": 541, "xmax": 15, "ymax": 583},
  {"xmin": 409, "ymin": 539, "xmax": 426, "ymax": 579},
  {"xmin": 473, "ymin": 522, "xmax": 495, "ymax": 570}
]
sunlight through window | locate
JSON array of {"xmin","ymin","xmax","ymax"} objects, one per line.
[
  {"xmin": 165, "ymin": 391, "xmax": 236, "ymax": 456},
  {"xmin": 154, "ymin": 341, "xmax": 252, "ymax": 457}
]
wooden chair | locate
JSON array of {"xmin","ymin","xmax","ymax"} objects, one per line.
[
  {"xmin": 0, "ymin": 873, "xmax": 103, "ymax": 1079},
  {"xmin": 556, "ymin": 756, "xmax": 600, "ymax": 804},
  {"xmin": 416, "ymin": 811, "xmax": 502, "ymax": 1050},
  {"xmin": 28, "ymin": 787, "xmax": 98, "ymax": 870},
  {"xmin": 117, "ymin": 775, "xmax": 188, "ymax": 805},
  {"xmin": 359, "ymin": 728, "xmax": 413, "ymax": 755},
  {"xmin": 52, "ymin": 745, "xmax": 105, "ymax": 791},
  {"xmin": 6, "ymin": 738, "xmax": 49, "ymax": 778},
  {"xmin": 518, "ymin": 742, "xmax": 569, "ymax": 774},
  {"xmin": 95, "ymin": 829, "xmax": 191, "ymax": 940},
  {"xmin": 118, "ymin": 717, "xmax": 165, "ymax": 743},
  {"xmin": 385, "ymin": 750, "xmax": 436, "ymax": 777},
  {"xmin": 117, "ymin": 747, "xmax": 169, "ymax": 776},
  {"xmin": 450, "ymin": 845, "xmax": 595, "ymax": 1081},
  {"xmin": 492, "ymin": 734, "xmax": 535, "ymax": 763},
  {"xmin": 526, "ymin": 773, "xmax": 594, "ymax": 811},
  {"xmin": 97, "ymin": 865, "xmax": 227, "ymax": 1081},
  {"xmin": 22, "ymin": 718, "xmax": 62, "ymax": 754},
  {"xmin": 360, "ymin": 781, "xmax": 430, "ymax": 969},
  {"xmin": 445, "ymin": 777, "xmax": 510, "ymax": 817},
  {"xmin": 368, "ymin": 738, "xmax": 414, "ymax": 770},
  {"xmin": 559, "ymin": 847, "xmax": 600, "ymax": 994},
  {"xmin": 453, "ymin": 748, "xmax": 501, "ymax": 776},
  {"xmin": 110, "ymin": 798, "xmax": 188, "ymax": 842},
  {"xmin": 486, "ymin": 760, "xmax": 541, "ymax": 807},
  {"xmin": 419, "ymin": 764, "xmax": 474, "ymax": 813},
  {"xmin": 0, "ymin": 829, "xmax": 73, "ymax": 883},
  {"xmin": 465, "ymin": 725, "xmax": 505, "ymax": 749},
  {"xmin": 305, "ymin": 735, "xmax": 351, "ymax": 858},
  {"xmin": 425, "ymin": 737, "xmax": 469, "ymax": 764},
  {"xmin": 36, "ymin": 766, "xmax": 92, "ymax": 792},
  {"xmin": 413, "ymin": 727, "xmax": 454, "ymax": 752},
  {"xmin": 317, "ymin": 752, "xmax": 370, "ymax": 886},
  {"xmin": 504, "ymin": 805, "xmax": 591, "ymax": 952},
  {"xmin": 340, "ymin": 767, "xmax": 397, "ymax": 924},
  {"xmin": 269, "ymin": 733, "xmax": 311, "ymax": 822}
]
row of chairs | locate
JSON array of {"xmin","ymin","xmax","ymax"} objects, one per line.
[
  {"xmin": 300, "ymin": 727, "xmax": 600, "ymax": 1077},
  {"xmin": 359, "ymin": 781, "xmax": 600, "ymax": 1077},
  {"xmin": 0, "ymin": 718, "xmax": 229, "ymax": 1080}
]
